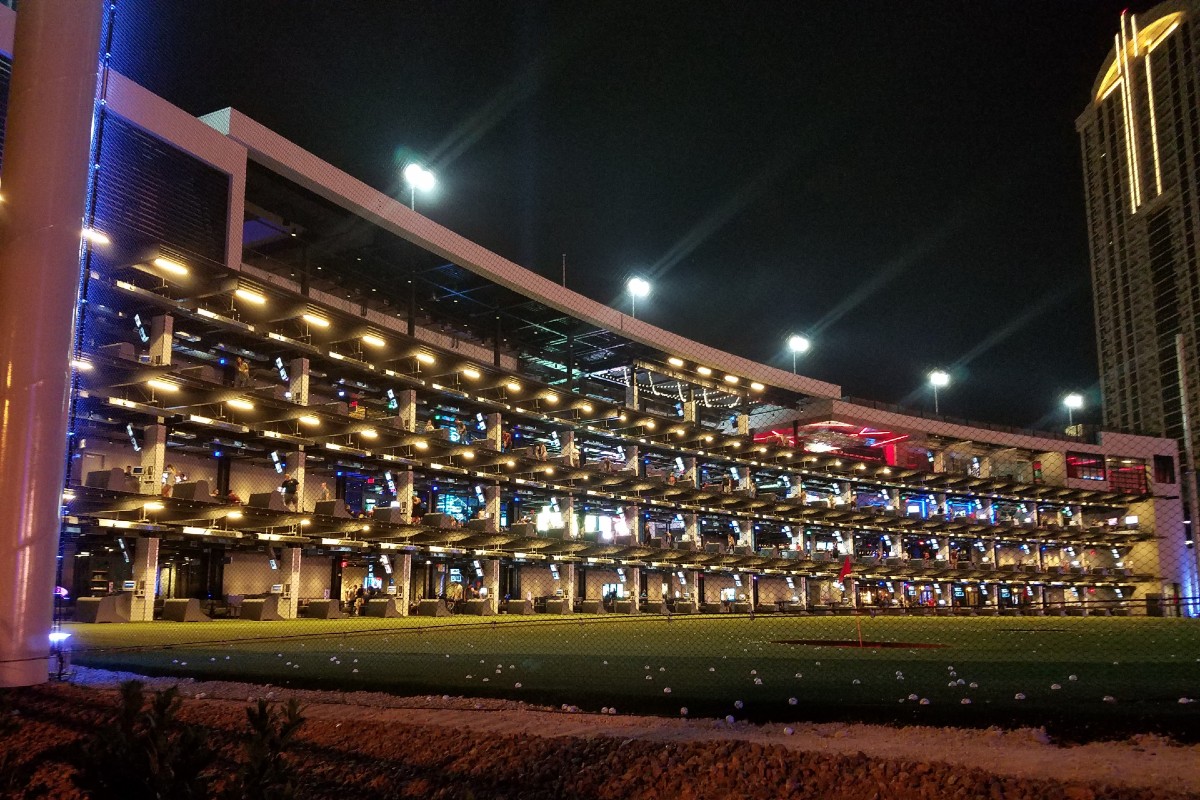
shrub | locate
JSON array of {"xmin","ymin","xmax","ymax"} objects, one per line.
[{"xmin": 223, "ymin": 698, "xmax": 306, "ymax": 800}]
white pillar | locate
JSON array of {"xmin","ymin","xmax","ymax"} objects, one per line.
[
  {"xmin": 397, "ymin": 553, "xmax": 412, "ymax": 615},
  {"xmin": 562, "ymin": 494, "xmax": 577, "ymax": 539},
  {"xmin": 625, "ymin": 504, "xmax": 641, "ymax": 543},
  {"xmin": 149, "ymin": 314, "xmax": 173, "ymax": 367},
  {"xmin": 624, "ymin": 445, "xmax": 640, "ymax": 475},
  {"xmin": 484, "ymin": 559, "xmax": 500, "ymax": 614},
  {"xmin": 288, "ymin": 357, "xmax": 310, "ymax": 405},
  {"xmin": 799, "ymin": 577, "xmax": 809, "ymax": 609},
  {"xmin": 563, "ymin": 562, "xmax": 577, "ymax": 607},
  {"xmin": 281, "ymin": 547, "xmax": 301, "ymax": 619},
  {"xmin": 484, "ymin": 485, "xmax": 502, "ymax": 533},
  {"xmin": 629, "ymin": 567, "xmax": 641, "ymax": 610},
  {"xmin": 683, "ymin": 513, "xmax": 700, "ymax": 545},
  {"xmin": 289, "ymin": 448, "xmax": 306, "ymax": 512},
  {"xmin": 625, "ymin": 371, "xmax": 639, "ymax": 410},
  {"xmin": 736, "ymin": 413, "xmax": 750, "ymax": 436},
  {"xmin": 140, "ymin": 424, "xmax": 167, "ymax": 496},
  {"xmin": 0, "ymin": 0, "xmax": 103, "ymax": 687},
  {"xmin": 397, "ymin": 389, "xmax": 417, "ymax": 432},
  {"xmin": 682, "ymin": 400, "xmax": 698, "ymax": 423},
  {"xmin": 396, "ymin": 469, "xmax": 414, "ymax": 520},
  {"xmin": 683, "ymin": 456, "xmax": 697, "ymax": 486},
  {"xmin": 737, "ymin": 519, "xmax": 753, "ymax": 549},
  {"xmin": 130, "ymin": 538, "xmax": 159, "ymax": 622},
  {"xmin": 485, "ymin": 412, "xmax": 503, "ymax": 451}
]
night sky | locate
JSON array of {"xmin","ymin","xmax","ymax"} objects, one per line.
[{"xmin": 113, "ymin": 1, "xmax": 1149, "ymax": 429}]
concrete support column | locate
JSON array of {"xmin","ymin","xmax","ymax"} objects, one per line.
[
  {"xmin": 932, "ymin": 451, "xmax": 946, "ymax": 473},
  {"xmin": 396, "ymin": 553, "xmax": 412, "ymax": 615},
  {"xmin": 979, "ymin": 457, "xmax": 993, "ymax": 478},
  {"xmin": 484, "ymin": 559, "xmax": 500, "ymax": 613},
  {"xmin": 737, "ymin": 519, "xmax": 754, "ymax": 549},
  {"xmin": 937, "ymin": 536, "xmax": 950, "ymax": 562},
  {"xmin": 625, "ymin": 504, "xmax": 641, "ymax": 543},
  {"xmin": 682, "ymin": 400, "xmax": 697, "ymax": 423},
  {"xmin": 839, "ymin": 482, "xmax": 854, "ymax": 507},
  {"xmin": 683, "ymin": 456, "xmax": 697, "ymax": 486},
  {"xmin": 130, "ymin": 537, "xmax": 159, "ymax": 622},
  {"xmin": 560, "ymin": 429, "xmax": 578, "ymax": 467},
  {"xmin": 141, "ymin": 424, "xmax": 167, "ymax": 495},
  {"xmin": 989, "ymin": 584, "xmax": 1000, "ymax": 606},
  {"xmin": 0, "ymin": 0, "xmax": 103, "ymax": 686},
  {"xmin": 935, "ymin": 493, "xmax": 948, "ymax": 518},
  {"xmin": 484, "ymin": 485, "xmax": 502, "ymax": 533},
  {"xmin": 736, "ymin": 413, "xmax": 749, "ymax": 436},
  {"xmin": 396, "ymin": 469, "xmax": 414, "ymax": 520},
  {"xmin": 890, "ymin": 535, "xmax": 904, "ymax": 558},
  {"xmin": 845, "ymin": 578, "xmax": 857, "ymax": 608},
  {"xmin": 629, "ymin": 567, "xmax": 640, "ymax": 610},
  {"xmin": 563, "ymin": 563, "xmax": 577, "ymax": 607},
  {"xmin": 688, "ymin": 570, "xmax": 700, "ymax": 602},
  {"xmin": 683, "ymin": 513, "xmax": 699, "ymax": 545},
  {"xmin": 281, "ymin": 547, "xmax": 301, "ymax": 619},
  {"xmin": 888, "ymin": 488, "xmax": 900, "ymax": 511},
  {"xmin": 485, "ymin": 412, "xmax": 503, "ymax": 451},
  {"xmin": 148, "ymin": 315, "xmax": 173, "ymax": 366},
  {"xmin": 288, "ymin": 357, "xmax": 310, "ymax": 405},
  {"xmin": 397, "ymin": 389, "xmax": 417, "ymax": 432},
  {"xmin": 941, "ymin": 581, "xmax": 953, "ymax": 606},
  {"xmin": 624, "ymin": 445, "xmax": 639, "ymax": 475},
  {"xmin": 288, "ymin": 448, "xmax": 306, "ymax": 512},
  {"xmin": 625, "ymin": 369, "xmax": 639, "ymax": 410},
  {"xmin": 798, "ymin": 577, "xmax": 809, "ymax": 609},
  {"xmin": 561, "ymin": 494, "xmax": 577, "ymax": 539},
  {"xmin": 981, "ymin": 497, "xmax": 994, "ymax": 523}
]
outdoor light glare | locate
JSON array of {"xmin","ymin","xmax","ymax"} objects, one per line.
[
  {"xmin": 147, "ymin": 379, "xmax": 179, "ymax": 393},
  {"xmin": 750, "ymin": 382, "xmax": 765, "ymax": 391},
  {"xmin": 302, "ymin": 313, "xmax": 330, "ymax": 328},
  {"xmin": 152, "ymin": 256, "xmax": 188, "ymax": 275},
  {"xmin": 627, "ymin": 276, "xmax": 651, "ymax": 297},
  {"xmin": 415, "ymin": 441, "xmax": 429, "ymax": 450},
  {"xmin": 361, "ymin": 333, "xmax": 386, "ymax": 348},
  {"xmin": 227, "ymin": 510, "xmax": 243, "ymax": 520},
  {"xmin": 403, "ymin": 163, "xmax": 436, "ymax": 192},
  {"xmin": 723, "ymin": 375, "xmax": 739, "ymax": 385},
  {"xmin": 82, "ymin": 228, "xmax": 110, "ymax": 246},
  {"xmin": 415, "ymin": 352, "xmax": 436, "ymax": 365},
  {"xmin": 787, "ymin": 335, "xmax": 811, "ymax": 353},
  {"xmin": 227, "ymin": 398, "xmax": 255, "ymax": 411},
  {"xmin": 71, "ymin": 359, "xmax": 93, "ymax": 371},
  {"xmin": 235, "ymin": 287, "xmax": 267, "ymax": 305},
  {"xmin": 929, "ymin": 369, "xmax": 950, "ymax": 388},
  {"xmin": 1064, "ymin": 393, "xmax": 1084, "ymax": 410},
  {"xmin": 298, "ymin": 414, "xmax": 321, "ymax": 427},
  {"xmin": 697, "ymin": 366, "xmax": 712, "ymax": 376},
  {"xmin": 462, "ymin": 367, "xmax": 482, "ymax": 380},
  {"xmin": 668, "ymin": 357, "xmax": 685, "ymax": 367},
  {"xmin": 144, "ymin": 502, "xmax": 164, "ymax": 512},
  {"xmin": 360, "ymin": 428, "xmax": 379, "ymax": 439}
]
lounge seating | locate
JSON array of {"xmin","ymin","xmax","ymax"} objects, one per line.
[
  {"xmin": 613, "ymin": 600, "xmax": 637, "ymax": 614},
  {"xmin": 543, "ymin": 598, "xmax": 572, "ymax": 614},
  {"xmin": 247, "ymin": 492, "xmax": 289, "ymax": 512},
  {"xmin": 505, "ymin": 599, "xmax": 534, "ymax": 615},
  {"xmin": 243, "ymin": 596, "xmax": 285, "ymax": 620},
  {"xmin": 303, "ymin": 599, "xmax": 343, "ymax": 619},
  {"xmin": 161, "ymin": 598, "xmax": 210, "ymax": 622},
  {"xmin": 578, "ymin": 600, "xmax": 605, "ymax": 614},
  {"xmin": 754, "ymin": 604, "xmax": 777, "ymax": 614},
  {"xmin": 84, "ymin": 468, "xmax": 140, "ymax": 493},
  {"xmin": 508, "ymin": 522, "xmax": 536, "ymax": 538},
  {"xmin": 422, "ymin": 513, "xmax": 456, "ymax": 529},
  {"xmin": 417, "ymin": 599, "xmax": 451, "ymax": 617},
  {"xmin": 365, "ymin": 598, "xmax": 403, "ymax": 618},
  {"xmin": 314, "ymin": 499, "xmax": 352, "ymax": 518},
  {"xmin": 701, "ymin": 602, "xmax": 724, "ymax": 614},
  {"xmin": 372, "ymin": 506, "xmax": 408, "ymax": 524},
  {"xmin": 75, "ymin": 594, "xmax": 131, "ymax": 623},
  {"xmin": 672, "ymin": 601, "xmax": 696, "ymax": 614},
  {"xmin": 168, "ymin": 480, "xmax": 214, "ymax": 501},
  {"xmin": 459, "ymin": 599, "xmax": 494, "ymax": 616},
  {"xmin": 642, "ymin": 601, "xmax": 668, "ymax": 614}
]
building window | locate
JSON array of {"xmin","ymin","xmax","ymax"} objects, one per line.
[
  {"xmin": 1066, "ymin": 453, "xmax": 1106, "ymax": 482},
  {"xmin": 1154, "ymin": 454, "xmax": 1176, "ymax": 484}
]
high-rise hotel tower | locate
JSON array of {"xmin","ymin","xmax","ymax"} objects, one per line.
[{"xmin": 1077, "ymin": 2, "xmax": 1200, "ymax": 472}]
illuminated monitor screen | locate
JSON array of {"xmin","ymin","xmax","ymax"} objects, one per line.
[
  {"xmin": 549, "ymin": 564, "xmax": 560, "ymax": 580},
  {"xmin": 270, "ymin": 584, "xmax": 283, "ymax": 594},
  {"xmin": 449, "ymin": 568, "xmax": 463, "ymax": 584},
  {"xmin": 785, "ymin": 577, "xmax": 795, "ymax": 589},
  {"xmin": 720, "ymin": 588, "xmax": 737, "ymax": 601},
  {"xmin": 121, "ymin": 580, "xmax": 136, "ymax": 591},
  {"xmin": 600, "ymin": 582, "xmax": 624, "ymax": 598},
  {"xmin": 733, "ymin": 575, "xmax": 742, "ymax": 587},
  {"xmin": 385, "ymin": 585, "xmax": 397, "ymax": 595}
]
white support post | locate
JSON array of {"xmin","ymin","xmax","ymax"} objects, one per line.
[
  {"xmin": 625, "ymin": 504, "xmax": 641, "ymax": 543},
  {"xmin": 629, "ymin": 567, "xmax": 640, "ymax": 611},
  {"xmin": 484, "ymin": 559, "xmax": 501, "ymax": 614},
  {"xmin": 141, "ymin": 424, "xmax": 167, "ymax": 496},
  {"xmin": 625, "ymin": 370, "xmax": 639, "ymax": 410},
  {"xmin": 683, "ymin": 513, "xmax": 700, "ymax": 545},
  {"xmin": 485, "ymin": 412, "xmax": 503, "ymax": 451},
  {"xmin": 562, "ymin": 494, "xmax": 577, "ymax": 539},
  {"xmin": 736, "ymin": 413, "xmax": 749, "ymax": 436},
  {"xmin": 397, "ymin": 552, "xmax": 412, "ymax": 615},
  {"xmin": 624, "ymin": 445, "xmax": 640, "ymax": 475},
  {"xmin": 130, "ymin": 537, "xmax": 159, "ymax": 622},
  {"xmin": 281, "ymin": 547, "xmax": 301, "ymax": 619},
  {"xmin": 484, "ymin": 485, "xmax": 502, "ymax": 533},
  {"xmin": 737, "ymin": 519, "xmax": 753, "ymax": 549},
  {"xmin": 148, "ymin": 314, "xmax": 173, "ymax": 367},
  {"xmin": 397, "ymin": 389, "xmax": 417, "ymax": 432},
  {"xmin": 288, "ymin": 357, "xmax": 310, "ymax": 405},
  {"xmin": 682, "ymin": 400, "xmax": 697, "ymax": 423},
  {"xmin": 396, "ymin": 469, "xmax": 414, "ymax": 521},
  {"xmin": 288, "ymin": 448, "xmax": 306, "ymax": 512}
]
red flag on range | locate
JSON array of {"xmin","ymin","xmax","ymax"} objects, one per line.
[{"xmin": 837, "ymin": 555, "xmax": 853, "ymax": 583}]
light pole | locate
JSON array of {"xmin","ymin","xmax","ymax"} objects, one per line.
[
  {"xmin": 928, "ymin": 369, "xmax": 950, "ymax": 415},
  {"xmin": 403, "ymin": 163, "xmax": 435, "ymax": 211},
  {"xmin": 787, "ymin": 334, "xmax": 811, "ymax": 374},
  {"xmin": 1063, "ymin": 392, "xmax": 1084, "ymax": 428},
  {"xmin": 627, "ymin": 276, "xmax": 650, "ymax": 319}
]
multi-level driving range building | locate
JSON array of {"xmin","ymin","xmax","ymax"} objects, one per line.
[
  {"xmin": 1077, "ymin": 2, "xmax": 1200, "ymax": 481},
  {"xmin": 1, "ymin": 6, "xmax": 1188, "ymax": 625}
]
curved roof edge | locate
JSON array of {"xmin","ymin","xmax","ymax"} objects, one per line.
[
  {"xmin": 200, "ymin": 107, "xmax": 843, "ymax": 401},
  {"xmin": 1086, "ymin": 1, "xmax": 1189, "ymax": 104}
]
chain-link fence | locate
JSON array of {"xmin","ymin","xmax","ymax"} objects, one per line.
[{"xmin": 30, "ymin": 0, "xmax": 1199, "ymax": 745}]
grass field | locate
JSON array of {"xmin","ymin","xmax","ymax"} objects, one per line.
[{"xmin": 65, "ymin": 614, "xmax": 1200, "ymax": 739}]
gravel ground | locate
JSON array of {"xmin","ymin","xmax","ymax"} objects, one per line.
[{"xmin": 0, "ymin": 667, "xmax": 1195, "ymax": 799}]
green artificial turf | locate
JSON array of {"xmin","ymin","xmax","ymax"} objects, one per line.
[{"xmin": 66, "ymin": 614, "xmax": 1200, "ymax": 739}]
